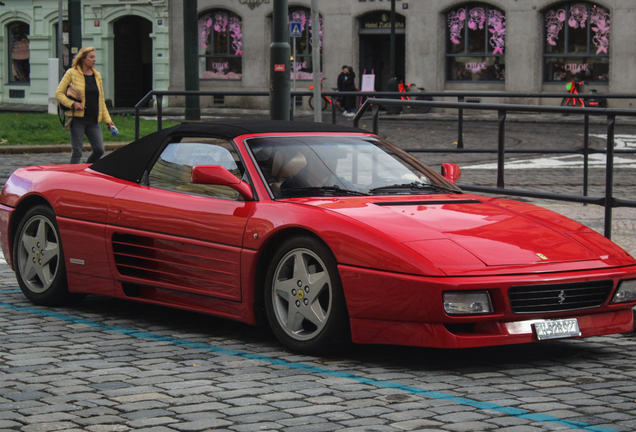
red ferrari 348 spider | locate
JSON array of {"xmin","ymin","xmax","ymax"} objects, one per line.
[{"xmin": 1, "ymin": 120, "xmax": 635, "ymax": 354}]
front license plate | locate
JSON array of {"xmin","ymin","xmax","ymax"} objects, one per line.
[{"xmin": 533, "ymin": 318, "xmax": 581, "ymax": 340}]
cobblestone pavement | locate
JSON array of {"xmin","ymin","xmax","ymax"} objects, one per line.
[
  {"xmin": 1, "ymin": 265, "xmax": 636, "ymax": 432},
  {"xmin": 1, "ymin": 113, "xmax": 636, "ymax": 431}
]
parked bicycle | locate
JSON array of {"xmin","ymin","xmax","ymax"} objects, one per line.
[
  {"xmin": 561, "ymin": 79, "xmax": 607, "ymax": 109},
  {"xmin": 398, "ymin": 81, "xmax": 433, "ymax": 114},
  {"xmin": 308, "ymin": 79, "xmax": 345, "ymax": 112}
]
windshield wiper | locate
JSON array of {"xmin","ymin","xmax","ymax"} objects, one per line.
[
  {"xmin": 281, "ymin": 185, "xmax": 368, "ymax": 197},
  {"xmin": 369, "ymin": 182, "xmax": 460, "ymax": 195}
]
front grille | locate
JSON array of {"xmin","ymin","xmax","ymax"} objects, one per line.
[{"xmin": 509, "ymin": 280, "xmax": 614, "ymax": 313}]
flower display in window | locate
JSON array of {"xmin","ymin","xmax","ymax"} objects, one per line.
[
  {"xmin": 568, "ymin": 3, "xmax": 588, "ymax": 28},
  {"xmin": 488, "ymin": 9, "xmax": 506, "ymax": 54},
  {"xmin": 447, "ymin": 8, "xmax": 465, "ymax": 44},
  {"xmin": 545, "ymin": 9, "xmax": 566, "ymax": 46},
  {"xmin": 214, "ymin": 12, "xmax": 228, "ymax": 33},
  {"xmin": 200, "ymin": 18, "xmax": 212, "ymax": 48},
  {"xmin": 468, "ymin": 7, "xmax": 485, "ymax": 30},
  {"xmin": 543, "ymin": 3, "xmax": 610, "ymax": 83},
  {"xmin": 229, "ymin": 16, "xmax": 243, "ymax": 55},
  {"xmin": 590, "ymin": 7, "xmax": 610, "ymax": 54},
  {"xmin": 198, "ymin": 10, "xmax": 243, "ymax": 80}
]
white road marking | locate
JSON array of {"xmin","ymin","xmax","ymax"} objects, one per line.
[{"xmin": 463, "ymin": 134, "xmax": 636, "ymax": 170}]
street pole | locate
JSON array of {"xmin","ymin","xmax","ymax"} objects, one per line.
[
  {"xmin": 390, "ymin": 0, "xmax": 395, "ymax": 81},
  {"xmin": 183, "ymin": 0, "xmax": 200, "ymax": 121},
  {"xmin": 311, "ymin": 0, "xmax": 321, "ymax": 122},
  {"xmin": 293, "ymin": 39, "xmax": 296, "ymax": 118},
  {"xmin": 386, "ymin": 0, "xmax": 400, "ymax": 114},
  {"xmin": 68, "ymin": 0, "xmax": 81, "ymax": 68},
  {"xmin": 270, "ymin": 0, "xmax": 290, "ymax": 120},
  {"xmin": 58, "ymin": 0, "xmax": 64, "ymax": 78}
]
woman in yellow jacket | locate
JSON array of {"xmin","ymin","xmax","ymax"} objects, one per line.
[{"xmin": 56, "ymin": 47, "xmax": 116, "ymax": 164}]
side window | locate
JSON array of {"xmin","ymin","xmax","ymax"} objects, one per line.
[{"xmin": 148, "ymin": 138, "xmax": 246, "ymax": 200}]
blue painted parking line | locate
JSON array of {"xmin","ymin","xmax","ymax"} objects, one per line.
[{"xmin": 0, "ymin": 300, "xmax": 619, "ymax": 432}]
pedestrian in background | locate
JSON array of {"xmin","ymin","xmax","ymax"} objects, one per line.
[
  {"xmin": 56, "ymin": 46, "xmax": 115, "ymax": 164},
  {"xmin": 336, "ymin": 65, "xmax": 348, "ymax": 108},
  {"xmin": 343, "ymin": 66, "xmax": 357, "ymax": 117}
]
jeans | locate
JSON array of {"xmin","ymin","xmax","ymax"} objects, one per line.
[{"xmin": 69, "ymin": 119, "xmax": 104, "ymax": 164}]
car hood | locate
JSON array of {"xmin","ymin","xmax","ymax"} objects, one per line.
[{"xmin": 287, "ymin": 195, "xmax": 632, "ymax": 273}]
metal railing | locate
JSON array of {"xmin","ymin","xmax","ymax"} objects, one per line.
[
  {"xmin": 135, "ymin": 88, "xmax": 636, "ymax": 142},
  {"xmin": 134, "ymin": 90, "xmax": 269, "ymax": 140},
  {"xmin": 353, "ymin": 97, "xmax": 636, "ymax": 239},
  {"xmin": 134, "ymin": 89, "xmax": 636, "ymax": 239},
  {"xmin": 134, "ymin": 89, "xmax": 433, "ymax": 139}
]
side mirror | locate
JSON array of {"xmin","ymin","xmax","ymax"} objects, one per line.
[
  {"xmin": 441, "ymin": 163, "xmax": 461, "ymax": 184},
  {"xmin": 191, "ymin": 165, "xmax": 254, "ymax": 200}
]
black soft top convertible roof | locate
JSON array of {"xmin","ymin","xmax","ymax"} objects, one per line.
[{"xmin": 90, "ymin": 120, "xmax": 366, "ymax": 183}]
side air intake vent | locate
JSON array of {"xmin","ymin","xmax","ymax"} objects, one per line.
[{"xmin": 111, "ymin": 233, "xmax": 239, "ymax": 294}]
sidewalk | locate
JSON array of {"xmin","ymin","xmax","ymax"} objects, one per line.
[
  {"xmin": 1, "ymin": 102, "xmax": 631, "ymax": 155},
  {"xmin": 3, "ymin": 102, "xmax": 636, "ymax": 125}
]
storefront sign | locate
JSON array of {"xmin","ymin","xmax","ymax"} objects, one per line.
[
  {"xmin": 361, "ymin": 12, "xmax": 406, "ymax": 30},
  {"xmin": 565, "ymin": 63, "xmax": 588, "ymax": 74},
  {"xmin": 466, "ymin": 62, "xmax": 487, "ymax": 73},
  {"xmin": 212, "ymin": 62, "xmax": 229, "ymax": 71},
  {"xmin": 364, "ymin": 21, "xmax": 405, "ymax": 29}
]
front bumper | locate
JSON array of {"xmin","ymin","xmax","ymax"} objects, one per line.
[{"xmin": 340, "ymin": 265, "xmax": 636, "ymax": 348}]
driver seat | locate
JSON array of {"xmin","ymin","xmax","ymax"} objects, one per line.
[{"xmin": 269, "ymin": 151, "xmax": 307, "ymax": 195}]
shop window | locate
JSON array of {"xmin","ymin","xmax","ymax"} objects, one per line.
[
  {"xmin": 543, "ymin": 2, "xmax": 609, "ymax": 83},
  {"xmin": 199, "ymin": 10, "xmax": 243, "ymax": 80},
  {"xmin": 445, "ymin": 3, "xmax": 506, "ymax": 82},
  {"xmin": 288, "ymin": 7, "xmax": 322, "ymax": 80},
  {"xmin": 8, "ymin": 21, "xmax": 30, "ymax": 83}
]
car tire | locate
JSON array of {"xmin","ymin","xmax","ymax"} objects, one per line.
[
  {"xmin": 264, "ymin": 236, "xmax": 350, "ymax": 355},
  {"xmin": 13, "ymin": 205, "xmax": 78, "ymax": 306}
]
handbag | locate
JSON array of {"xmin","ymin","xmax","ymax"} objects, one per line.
[
  {"xmin": 58, "ymin": 82, "xmax": 82, "ymax": 129},
  {"xmin": 66, "ymin": 82, "xmax": 81, "ymax": 101}
]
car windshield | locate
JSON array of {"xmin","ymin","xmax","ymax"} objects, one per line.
[{"xmin": 246, "ymin": 135, "xmax": 462, "ymax": 198}]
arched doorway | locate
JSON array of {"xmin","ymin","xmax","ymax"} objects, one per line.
[
  {"xmin": 358, "ymin": 11, "xmax": 405, "ymax": 92},
  {"xmin": 114, "ymin": 16, "xmax": 152, "ymax": 107}
]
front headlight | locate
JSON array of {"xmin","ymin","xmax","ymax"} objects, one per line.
[
  {"xmin": 610, "ymin": 279, "xmax": 636, "ymax": 304},
  {"xmin": 443, "ymin": 291, "xmax": 493, "ymax": 315}
]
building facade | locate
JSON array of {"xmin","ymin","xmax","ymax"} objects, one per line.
[
  {"xmin": 168, "ymin": 0, "xmax": 636, "ymax": 108},
  {"xmin": 3, "ymin": 0, "xmax": 635, "ymax": 109},
  {"xmin": 0, "ymin": 0, "xmax": 170, "ymax": 107}
]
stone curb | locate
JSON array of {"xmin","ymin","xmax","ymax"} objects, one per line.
[{"xmin": 0, "ymin": 142, "xmax": 128, "ymax": 155}]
